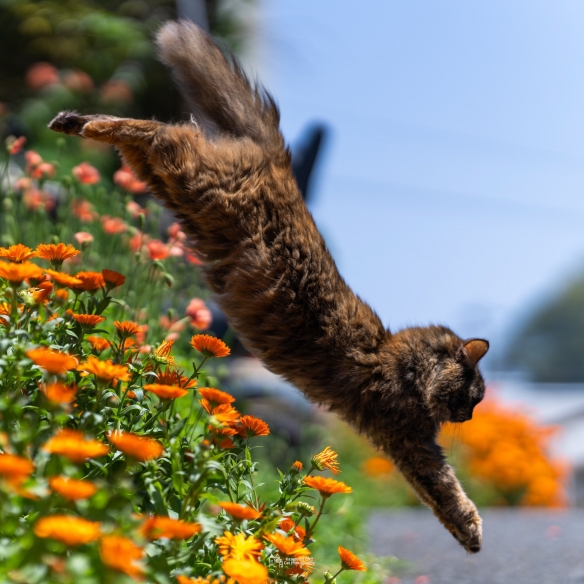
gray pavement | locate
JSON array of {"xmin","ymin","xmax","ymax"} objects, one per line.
[{"xmin": 368, "ymin": 508, "xmax": 584, "ymax": 584}]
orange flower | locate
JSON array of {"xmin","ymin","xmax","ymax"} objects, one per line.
[
  {"xmin": 0, "ymin": 453, "xmax": 34, "ymax": 481},
  {"xmin": 157, "ymin": 369, "xmax": 197, "ymax": 389},
  {"xmin": 45, "ymin": 269, "xmax": 83, "ymax": 288},
  {"xmin": 204, "ymin": 403, "xmax": 240, "ymax": 427},
  {"xmin": 114, "ymin": 164, "xmax": 148, "ymax": 194},
  {"xmin": 185, "ymin": 298, "xmax": 212, "ymax": 330},
  {"xmin": 237, "ymin": 415, "xmax": 270, "ymax": 438},
  {"xmin": 8, "ymin": 135, "xmax": 26, "ymax": 155},
  {"xmin": 302, "ymin": 476, "xmax": 352, "ymax": 498},
  {"xmin": 72, "ymin": 162, "xmax": 100, "ymax": 185},
  {"xmin": 190, "ymin": 334, "xmax": 231, "ymax": 358},
  {"xmin": 279, "ymin": 518, "xmax": 306, "ymax": 541},
  {"xmin": 215, "ymin": 531, "xmax": 263, "ymax": 561},
  {"xmin": 107, "ymin": 431, "xmax": 164, "ymax": 461},
  {"xmin": 198, "ymin": 387, "xmax": 235, "ymax": 407},
  {"xmin": 338, "ymin": 546, "xmax": 367, "ymax": 571},
  {"xmin": 147, "ymin": 239, "xmax": 169, "ymax": 260},
  {"xmin": 311, "ymin": 446, "xmax": 340, "ymax": 475},
  {"xmin": 102, "ymin": 269, "xmax": 125, "ymax": 289},
  {"xmin": 29, "ymin": 280, "xmax": 53, "ymax": 304},
  {"xmin": 263, "ymin": 532, "xmax": 311, "ymax": 558},
  {"xmin": 219, "ymin": 502, "xmax": 262, "ymax": 521},
  {"xmin": 143, "ymin": 383, "xmax": 188, "ymax": 400},
  {"xmin": 70, "ymin": 313, "xmax": 106, "ymax": 327},
  {"xmin": 72, "ymin": 271, "xmax": 105, "ymax": 291},
  {"xmin": 362, "ymin": 456, "xmax": 394, "ymax": 477},
  {"xmin": 176, "ymin": 577, "xmax": 222, "ymax": 584},
  {"xmin": 222, "ymin": 559, "xmax": 268, "ymax": 584},
  {"xmin": 49, "ymin": 476, "xmax": 98, "ymax": 500},
  {"xmin": 101, "ymin": 216, "xmax": 127, "ymax": 235},
  {"xmin": 77, "ymin": 355, "xmax": 131, "ymax": 382},
  {"xmin": 34, "ymin": 515, "xmax": 101, "ymax": 546},
  {"xmin": 27, "ymin": 347, "xmax": 78, "ymax": 375},
  {"xmin": 36, "ymin": 243, "xmax": 80, "ymax": 265},
  {"xmin": 0, "ymin": 244, "xmax": 36, "ymax": 263},
  {"xmin": 41, "ymin": 382, "xmax": 77, "ymax": 404},
  {"xmin": 140, "ymin": 516, "xmax": 201, "ymax": 539},
  {"xmin": 114, "ymin": 320, "xmax": 142, "ymax": 336},
  {"xmin": 43, "ymin": 429, "xmax": 109, "ymax": 463},
  {"xmin": 99, "ymin": 535, "xmax": 144, "ymax": 579},
  {"xmin": 54, "ymin": 288, "xmax": 69, "ymax": 302},
  {"xmin": 153, "ymin": 340, "xmax": 176, "ymax": 367},
  {"xmin": 0, "ymin": 260, "xmax": 43, "ymax": 284},
  {"xmin": 87, "ymin": 336, "xmax": 110, "ymax": 352},
  {"xmin": 292, "ymin": 461, "xmax": 303, "ymax": 472},
  {"xmin": 74, "ymin": 231, "xmax": 94, "ymax": 246}
]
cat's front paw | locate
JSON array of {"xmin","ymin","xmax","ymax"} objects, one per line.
[
  {"xmin": 48, "ymin": 111, "xmax": 89, "ymax": 136},
  {"xmin": 451, "ymin": 506, "xmax": 482, "ymax": 553}
]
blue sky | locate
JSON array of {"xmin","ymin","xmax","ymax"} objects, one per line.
[{"xmin": 255, "ymin": 1, "xmax": 584, "ymax": 369}]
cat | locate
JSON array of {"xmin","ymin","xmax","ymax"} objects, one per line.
[{"xmin": 48, "ymin": 20, "xmax": 489, "ymax": 553}]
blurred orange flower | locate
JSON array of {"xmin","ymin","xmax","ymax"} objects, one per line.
[
  {"xmin": 34, "ymin": 515, "xmax": 101, "ymax": 546},
  {"xmin": 101, "ymin": 216, "xmax": 127, "ymax": 235},
  {"xmin": 72, "ymin": 162, "xmax": 100, "ymax": 185},
  {"xmin": 0, "ymin": 261, "xmax": 43, "ymax": 285},
  {"xmin": 87, "ymin": 336, "xmax": 110, "ymax": 352},
  {"xmin": 26, "ymin": 347, "xmax": 78, "ymax": 375},
  {"xmin": 49, "ymin": 476, "xmax": 97, "ymax": 500},
  {"xmin": 43, "ymin": 429, "xmax": 109, "ymax": 463},
  {"xmin": 140, "ymin": 516, "xmax": 201, "ymax": 540},
  {"xmin": 198, "ymin": 387, "xmax": 235, "ymax": 407},
  {"xmin": 185, "ymin": 298, "xmax": 212, "ymax": 330},
  {"xmin": 219, "ymin": 502, "xmax": 262, "ymax": 521},
  {"xmin": 146, "ymin": 239, "xmax": 169, "ymax": 260},
  {"xmin": 41, "ymin": 382, "xmax": 77, "ymax": 404},
  {"xmin": 107, "ymin": 431, "xmax": 164, "ymax": 461},
  {"xmin": 74, "ymin": 231, "xmax": 94, "ymax": 246},
  {"xmin": 362, "ymin": 456, "xmax": 394, "ymax": 477},
  {"xmin": 114, "ymin": 164, "xmax": 147, "ymax": 194},
  {"xmin": 45, "ymin": 269, "xmax": 83, "ymax": 288},
  {"xmin": 190, "ymin": 335, "xmax": 231, "ymax": 358},
  {"xmin": 26, "ymin": 62, "xmax": 59, "ymax": 90},
  {"xmin": 72, "ymin": 199, "xmax": 98, "ymax": 222},
  {"xmin": 279, "ymin": 518, "xmax": 306, "ymax": 541},
  {"xmin": 8, "ymin": 136, "xmax": 26, "ymax": 155},
  {"xmin": 222, "ymin": 559, "xmax": 268, "ymax": 584},
  {"xmin": 99, "ymin": 535, "xmax": 144, "ymax": 579},
  {"xmin": 0, "ymin": 453, "xmax": 34, "ymax": 482}
]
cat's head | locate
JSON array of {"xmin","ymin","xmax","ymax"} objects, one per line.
[{"xmin": 391, "ymin": 326, "xmax": 489, "ymax": 424}]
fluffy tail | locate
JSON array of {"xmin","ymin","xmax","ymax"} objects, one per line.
[{"xmin": 155, "ymin": 20, "xmax": 283, "ymax": 152}]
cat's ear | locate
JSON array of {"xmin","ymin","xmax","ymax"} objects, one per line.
[{"xmin": 456, "ymin": 339, "xmax": 489, "ymax": 368}]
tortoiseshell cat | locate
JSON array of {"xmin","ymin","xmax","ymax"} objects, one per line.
[{"xmin": 48, "ymin": 20, "xmax": 489, "ymax": 553}]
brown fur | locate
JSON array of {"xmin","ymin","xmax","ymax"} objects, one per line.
[{"xmin": 48, "ymin": 20, "xmax": 489, "ymax": 553}]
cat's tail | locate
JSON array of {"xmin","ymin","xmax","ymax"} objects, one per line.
[{"xmin": 155, "ymin": 20, "xmax": 283, "ymax": 153}]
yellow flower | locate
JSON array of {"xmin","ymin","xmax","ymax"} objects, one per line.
[
  {"xmin": 311, "ymin": 446, "xmax": 340, "ymax": 475},
  {"xmin": 215, "ymin": 531, "xmax": 263, "ymax": 561},
  {"xmin": 222, "ymin": 559, "xmax": 268, "ymax": 584},
  {"xmin": 34, "ymin": 515, "xmax": 101, "ymax": 546}
]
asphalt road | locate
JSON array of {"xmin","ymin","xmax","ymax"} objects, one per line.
[{"xmin": 368, "ymin": 508, "xmax": 584, "ymax": 584}]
